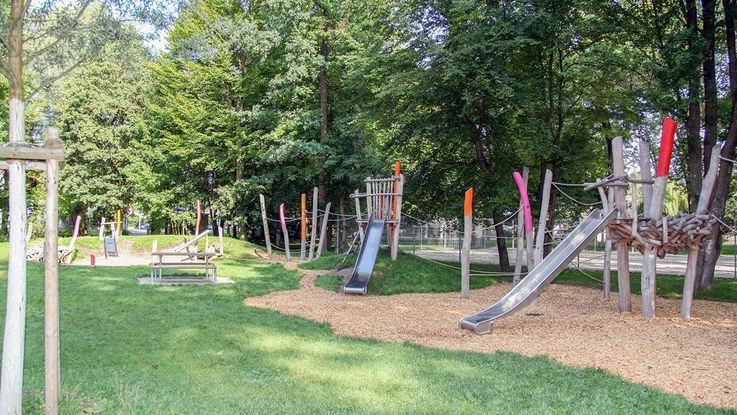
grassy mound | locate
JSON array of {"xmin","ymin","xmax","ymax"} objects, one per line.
[{"xmin": 299, "ymin": 250, "xmax": 737, "ymax": 302}]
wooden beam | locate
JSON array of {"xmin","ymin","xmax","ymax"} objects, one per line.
[
  {"xmin": 259, "ymin": 194, "xmax": 271, "ymax": 255},
  {"xmin": 300, "ymin": 193, "xmax": 307, "ymax": 261},
  {"xmin": 279, "ymin": 203, "xmax": 290, "ymax": 261},
  {"xmin": 682, "ymin": 147, "xmax": 721, "ymax": 318},
  {"xmin": 513, "ymin": 167, "xmax": 529, "ymax": 286},
  {"xmin": 612, "ymin": 137, "xmax": 631, "ymax": 312},
  {"xmin": 534, "ymin": 169, "xmax": 553, "ymax": 267},
  {"xmin": 390, "ymin": 175, "xmax": 404, "ymax": 260},
  {"xmin": 638, "ymin": 140, "xmax": 653, "ymax": 215},
  {"xmin": 308, "ymin": 187, "xmax": 318, "ymax": 260},
  {"xmin": 354, "ymin": 189, "xmax": 364, "ymax": 244},
  {"xmin": 44, "ymin": 153, "xmax": 61, "ymax": 415},
  {"xmin": 316, "ymin": 202, "xmax": 331, "ymax": 259},
  {"xmin": 0, "ymin": 160, "xmax": 46, "ymax": 170},
  {"xmin": 0, "ymin": 144, "xmax": 63, "ymax": 161}
]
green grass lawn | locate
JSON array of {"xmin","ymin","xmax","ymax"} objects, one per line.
[
  {"xmin": 301, "ymin": 250, "xmax": 737, "ymax": 302},
  {"xmin": 0, "ymin": 242, "xmax": 733, "ymax": 413}
]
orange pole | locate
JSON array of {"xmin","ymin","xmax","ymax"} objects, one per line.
[
  {"xmin": 464, "ymin": 187, "xmax": 473, "ymax": 216},
  {"xmin": 301, "ymin": 193, "xmax": 307, "ymax": 241}
]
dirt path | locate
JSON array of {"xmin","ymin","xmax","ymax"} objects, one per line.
[{"xmin": 247, "ymin": 258, "xmax": 737, "ymax": 410}]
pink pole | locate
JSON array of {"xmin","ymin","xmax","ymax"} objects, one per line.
[
  {"xmin": 72, "ymin": 215, "xmax": 81, "ymax": 238},
  {"xmin": 279, "ymin": 203, "xmax": 286, "ymax": 229},
  {"xmin": 513, "ymin": 171, "xmax": 533, "ymax": 234}
]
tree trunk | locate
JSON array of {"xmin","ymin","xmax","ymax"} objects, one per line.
[
  {"xmin": 703, "ymin": 0, "xmax": 718, "ymax": 173},
  {"xmin": 701, "ymin": 0, "xmax": 737, "ymax": 289},
  {"xmin": 492, "ymin": 209, "xmax": 510, "ymax": 272},
  {"xmin": 684, "ymin": 0, "xmax": 702, "ymax": 212},
  {"xmin": 318, "ymin": 37, "xmax": 329, "ymax": 204},
  {"xmin": 0, "ymin": 1, "xmax": 27, "ymax": 412}
]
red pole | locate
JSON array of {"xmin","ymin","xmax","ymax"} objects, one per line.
[{"xmin": 655, "ymin": 117, "xmax": 677, "ymax": 177}]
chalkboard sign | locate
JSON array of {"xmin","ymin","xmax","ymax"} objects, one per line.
[{"xmin": 104, "ymin": 237, "xmax": 118, "ymax": 259}]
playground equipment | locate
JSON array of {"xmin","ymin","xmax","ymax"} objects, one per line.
[
  {"xmin": 343, "ymin": 164, "xmax": 405, "ymax": 295},
  {"xmin": 460, "ymin": 209, "xmax": 616, "ymax": 334},
  {"xmin": 0, "ymin": 127, "xmax": 65, "ymax": 414},
  {"xmin": 460, "ymin": 118, "xmax": 720, "ymax": 334},
  {"xmin": 149, "ymin": 229, "xmax": 218, "ymax": 282},
  {"xmin": 99, "ymin": 215, "xmax": 120, "ymax": 258}
]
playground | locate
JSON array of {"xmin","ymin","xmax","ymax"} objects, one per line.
[{"xmin": 5, "ymin": 1, "xmax": 737, "ymax": 414}]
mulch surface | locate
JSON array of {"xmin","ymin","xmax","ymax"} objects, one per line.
[{"xmin": 246, "ymin": 260, "xmax": 737, "ymax": 409}]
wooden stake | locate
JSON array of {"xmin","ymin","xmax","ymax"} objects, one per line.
[
  {"xmin": 461, "ymin": 188, "xmax": 473, "ymax": 299},
  {"xmin": 534, "ymin": 169, "xmax": 553, "ymax": 267},
  {"xmin": 612, "ymin": 137, "xmax": 631, "ymax": 312},
  {"xmin": 279, "ymin": 203, "xmax": 290, "ymax": 261},
  {"xmin": 390, "ymin": 175, "xmax": 404, "ymax": 260},
  {"xmin": 354, "ymin": 188, "xmax": 364, "ymax": 244},
  {"xmin": 300, "ymin": 193, "xmax": 306, "ymax": 260},
  {"xmin": 259, "ymin": 194, "xmax": 271, "ymax": 255},
  {"xmin": 316, "ymin": 202, "xmax": 331, "ymax": 259},
  {"xmin": 513, "ymin": 167, "xmax": 529, "ymax": 286},
  {"xmin": 641, "ymin": 118, "xmax": 676, "ymax": 318},
  {"xmin": 43, "ymin": 136, "xmax": 61, "ymax": 415},
  {"xmin": 308, "ymin": 187, "xmax": 318, "ymax": 260},
  {"xmin": 682, "ymin": 147, "xmax": 720, "ymax": 317},
  {"xmin": 638, "ymin": 140, "xmax": 653, "ymax": 215},
  {"xmin": 99, "ymin": 217, "xmax": 105, "ymax": 241}
]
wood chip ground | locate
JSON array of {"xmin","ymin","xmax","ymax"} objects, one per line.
[{"xmin": 246, "ymin": 258, "xmax": 737, "ymax": 410}]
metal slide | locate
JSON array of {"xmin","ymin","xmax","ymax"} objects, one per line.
[
  {"xmin": 343, "ymin": 217, "xmax": 385, "ymax": 295},
  {"xmin": 459, "ymin": 208, "xmax": 617, "ymax": 334}
]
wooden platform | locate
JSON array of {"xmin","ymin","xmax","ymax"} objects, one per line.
[{"xmin": 138, "ymin": 276, "xmax": 234, "ymax": 286}]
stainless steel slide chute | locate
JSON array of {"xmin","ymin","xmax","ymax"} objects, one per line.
[
  {"xmin": 343, "ymin": 217, "xmax": 385, "ymax": 295},
  {"xmin": 459, "ymin": 208, "xmax": 617, "ymax": 334}
]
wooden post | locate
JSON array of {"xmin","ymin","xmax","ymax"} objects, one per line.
[
  {"xmin": 390, "ymin": 175, "xmax": 404, "ymax": 260},
  {"xmin": 43, "ymin": 128, "xmax": 61, "ymax": 415},
  {"xmin": 99, "ymin": 217, "xmax": 105, "ymax": 241},
  {"xmin": 602, "ymin": 187, "xmax": 614, "ymax": 299},
  {"xmin": 641, "ymin": 118, "xmax": 676, "ymax": 318},
  {"xmin": 461, "ymin": 188, "xmax": 473, "ymax": 299},
  {"xmin": 390, "ymin": 161, "xmax": 400, "ymax": 258},
  {"xmin": 534, "ymin": 169, "xmax": 553, "ymax": 267},
  {"xmin": 612, "ymin": 136, "xmax": 631, "ymax": 312},
  {"xmin": 195, "ymin": 200, "xmax": 201, "ymax": 235},
  {"xmin": 116, "ymin": 209, "xmax": 122, "ymax": 236},
  {"xmin": 682, "ymin": 147, "xmax": 721, "ymax": 317},
  {"xmin": 316, "ymin": 202, "xmax": 331, "ymax": 259},
  {"xmin": 218, "ymin": 224, "xmax": 224, "ymax": 256},
  {"xmin": 259, "ymin": 194, "xmax": 271, "ymax": 255},
  {"xmin": 300, "ymin": 193, "xmax": 307, "ymax": 260},
  {"xmin": 513, "ymin": 167, "xmax": 529, "ymax": 285},
  {"xmin": 354, "ymin": 188, "xmax": 364, "ymax": 244},
  {"xmin": 308, "ymin": 187, "xmax": 318, "ymax": 260},
  {"xmin": 638, "ymin": 140, "xmax": 653, "ymax": 215},
  {"xmin": 279, "ymin": 203, "xmax": 291, "ymax": 261}
]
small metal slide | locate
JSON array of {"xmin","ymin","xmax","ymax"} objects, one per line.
[
  {"xmin": 343, "ymin": 217, "xmax": 385, "ymax": 295},
  {"xmin": 460, "ymin": 208, "xmax": 617, "ymax": 334}
]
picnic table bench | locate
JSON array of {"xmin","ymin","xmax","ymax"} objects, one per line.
[{"xmin": 150, "ymin": 251, "xmax": 218, "ymax": 282}]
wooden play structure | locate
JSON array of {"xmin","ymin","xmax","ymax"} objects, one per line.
[
  {"xmin": 588, "ymin": 119, "xmax": 719, "ymax": 318},
  {"xmin": 461, "ymin": 118, "xmax": 720, "ymax": 331},
  {"xmin": 149, "ymin": 229, "xmax": 218, "ymax": 282},
  {"xmin": 351, "ymin": 162, "xmax": 405, "ymax": 261},
  {"xmin": 0, "ymin": 127, "xmax": 65, "ymax": 414}
]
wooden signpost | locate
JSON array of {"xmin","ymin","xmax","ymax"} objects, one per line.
[{"xmin": 0, "ymin": 127, "xmax": 64, "ymax": 415}]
